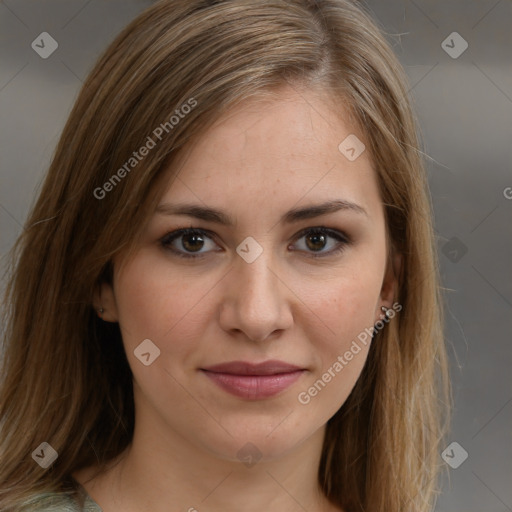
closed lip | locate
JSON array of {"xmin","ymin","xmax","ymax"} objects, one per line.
[{"xmin": 200, "ymin": 360, "xmax": 305, "ymax": 375}]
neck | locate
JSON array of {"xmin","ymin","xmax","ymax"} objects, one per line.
[{"xmin": 76, "ymin": 413, "xmax": 340, "ymax": 512}]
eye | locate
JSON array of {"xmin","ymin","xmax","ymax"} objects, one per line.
[
  {"xmin": 160, "ymin": 226, "xmax": 351, "ymax": 260},
  {"xmin": 160, "ymin": 228, "xmax": 220, "ymax": 259},
  {"xmin": 291, "ymin": 227, "xmax": 351, "ymax": 258}
]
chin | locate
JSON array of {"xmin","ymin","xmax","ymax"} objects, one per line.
[{"xmin": 196, "ymin": 418, "xmax": 315, "ymax": 464}]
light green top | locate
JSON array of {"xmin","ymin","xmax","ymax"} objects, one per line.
[
  {"xmin": 21, "ymin": 479, "xmax": 102, "ymax": 512},
  {"xmin": 68, "ymin": 481, "xmax": 102, "ymax": 512}
]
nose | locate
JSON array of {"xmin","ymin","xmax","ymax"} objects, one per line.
[{"xmin": 218, "ymin": 249, "xmax": 294, "ymax": 343}]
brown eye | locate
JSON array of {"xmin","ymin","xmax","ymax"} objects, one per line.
[
  {"xmin": 160, "ymin": 228, "xmax": 219, "ymax": 259},
  {"xmin": 181, "ymin": 232, "xmax": 205, "ymax": 252},
  {"xmin": 292, "ymin": 227, "xmax": 351, "ymax": 258},
  {"xmin": 305, "ymin": 232, "xmax": 327, "ymax": 252}
]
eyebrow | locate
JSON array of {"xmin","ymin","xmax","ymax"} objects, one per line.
[{"xmin": 155, "ymin": 199, "xmax": 368, "ymax": 226}]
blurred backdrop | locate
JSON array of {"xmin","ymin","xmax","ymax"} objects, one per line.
[{"xmin": 1, "ymin": 1, "xmax": 511, "ymax": 510}]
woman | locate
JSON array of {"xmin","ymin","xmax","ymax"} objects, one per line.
[{"xmin": 0, "ymin": 0, "xmax": 451, "ymax": 511}]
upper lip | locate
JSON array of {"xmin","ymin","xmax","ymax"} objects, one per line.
[{"xmin": 201, "ymin": 360, "xmax": 304, "ymax": 376}]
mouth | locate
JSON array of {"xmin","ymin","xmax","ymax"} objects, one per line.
[{"xmin": 200, "ymin": 360, "xmax": 307, "ymax": 400}]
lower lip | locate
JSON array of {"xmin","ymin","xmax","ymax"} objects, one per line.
[{"xmin": 201, "ymin": 370, "xmax": 305, "ymax": 400}]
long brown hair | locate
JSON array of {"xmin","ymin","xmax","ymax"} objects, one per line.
[{"xmin": 0, "ymin": 1, "xmax": 451, "ymax": 510}]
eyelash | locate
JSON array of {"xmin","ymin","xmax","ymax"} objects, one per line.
[{"xmin": 159, "ymin": 226, "xmax": 351, "ymax": 260}]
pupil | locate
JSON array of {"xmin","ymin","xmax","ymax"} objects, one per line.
[
  {"xmin": 183, "ymin": 233, "xmax": 204, "ymax": 252},
  {"xmin": 306, "ymin": 233, "xmax": 326, "ymax": 251}
]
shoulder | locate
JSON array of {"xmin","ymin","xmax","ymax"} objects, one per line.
[
  {"xmin": 16, "ymin": 492, "xmax": 80, "ymax": 511},
  {"xmin": 17, "ymin": 491, "xmax": 101, "ymax": 512}
]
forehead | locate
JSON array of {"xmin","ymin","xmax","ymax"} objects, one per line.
[{"xmin": 159, "ymin": 85, "xmax": 382, "ymax": 221}]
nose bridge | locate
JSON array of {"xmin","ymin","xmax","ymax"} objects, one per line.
[
  {"xmin": 235, "ymin": 241, "xmax": 282, "ymax": 305},
  {"xmin": 220, "ymin": 243, "xmax": 292, "ymax": 341}
]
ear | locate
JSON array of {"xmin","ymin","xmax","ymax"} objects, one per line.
[
  {"xmin": 376, "ymin": 251, "xmax": 402, "ymax": 321},
  {"xmin": 92, "ymin": 281, "xmax": 119, "ymax": 322}
]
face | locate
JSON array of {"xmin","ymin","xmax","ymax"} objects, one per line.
[{"xmin": 98, "ymin": 84, "xmax": 399, "ymax": 463}]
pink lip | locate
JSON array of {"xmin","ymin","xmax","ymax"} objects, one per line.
[{"xmin": 200, "ymin": 360, "xmax": 306, "ymax": 400}]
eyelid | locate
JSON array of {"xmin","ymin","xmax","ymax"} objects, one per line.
[
  {"xmin": 159, "ymin": 228, "xmax": 220, "ymax": 259},
  {"xmin": 290, "ymin": 226, "xmax": 351, "ymax": 259},
  {"xmin": 291, "ymin": 226, "xmax": 350, "ymax": 244},
  {"xmin": 159, "ymin": 226, "xmax": 351, "ymax": 259}
]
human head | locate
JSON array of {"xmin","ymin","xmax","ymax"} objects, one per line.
[
  {"xmin": 0, "ymin": 1, "xmax": 450, "ymax": 511},
  {"xmin": 94, "ymin": 79, "xmax": 400, "ymax": 477}
]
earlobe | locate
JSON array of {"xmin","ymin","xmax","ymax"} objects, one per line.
[{"xmin": 92, "ymin": 281, "xmax": 119, "ymax": 322}]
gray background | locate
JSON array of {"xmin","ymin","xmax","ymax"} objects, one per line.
[{"xmin": 1, "ymin": 1, "xmax": 511, "ymax": 511}]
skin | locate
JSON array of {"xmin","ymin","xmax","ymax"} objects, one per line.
[{"xmin": 74, "ymin": 84, "xmax": 400, "ymax": 512}]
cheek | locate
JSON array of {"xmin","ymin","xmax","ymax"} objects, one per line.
[
  {"xmin": 293, "ymin": 253, "xmax": 384, "ymax": 413},
  {"xmin": 113, "ymin": 252, "xmax": 211, "ymax": 357},
  {"xmin": 294, "ymin": 274, "xmax": 378, "ymax": 420},
  {"xmin": 304, "ymin": 264, "xmax": 382, "ymax": 352}
]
